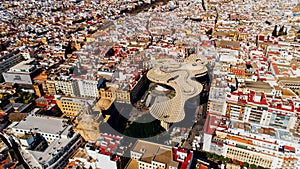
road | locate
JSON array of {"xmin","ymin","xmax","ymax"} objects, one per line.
[{"xmin": 0, "ymin": 133, "xmax": 30, "ymax": 169}]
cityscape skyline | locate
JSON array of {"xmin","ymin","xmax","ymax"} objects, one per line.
[{"xmin": 0, "ymin": 0, "xmax": 300, "ymax": 169}]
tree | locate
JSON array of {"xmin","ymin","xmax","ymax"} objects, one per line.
[
  {"xmin": 278, "ymin": 25, "xmax": 285, "ymax": 36},
  {"xmin": 219, "ymin": 155, "xmax": 225, "ymax": 162},
  {"xmin": 242, "ymin": 162, "xmax": 250, "ymax": 168},
  {"xmin": 284, "ymin": 29, "xmax": 288, "ymax": 35},
  {"xmin": 250, "ymin": 164, "xmax": 258, "ymax": 169},
  {"xmin": 15, "ymin": 92, "xmax": 37, "ymax": 104},
  {"xmin": 206, "ymin": 152, "xmax": 212, "ymax": 158},
  {"xmin": 212, "ymin": 154, "xmax": 219, "ymax": 161},
  {"xmin": 12, "ymin": 83, "xmax": 22, "ymax": 93},
  {"xmin": 272, "ymin": 25, "xmax": 278, "ymax": 37},
  {"xmin": 257, "ymin": 166, "xmax": 265, "ymax": 169},
  {"xmin": 246, "ymin": 63, "xmax": 252, "ymax": 69},
  {"xmin": 224, "ymin": 157, "xmax": 232, "ymax": 163},
  {"xmin": 206, "ymin": 28, "xmax": 213, "ymax": 35}
]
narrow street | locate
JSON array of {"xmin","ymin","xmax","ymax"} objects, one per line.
[
  {"xmin": 182, "ymin": 104, "xmax": 207, "ymax": 150},
  {"xmin": 0, "ymin": 133, "xmax": 30, "ymax": 169}
]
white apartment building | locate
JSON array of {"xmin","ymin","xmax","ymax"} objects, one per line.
[
  {"xmin": 0, "ymin": 52, "xmax": 24, "ymax": 81},
  {"xmin": 204, "ymin": 90, "xmax": 300, "ymax": 169},
  {"xmin": 67, "ymin": 146, "xmax": 118, "ymax": 169},
  {"xmin": 3, "ymin": 59, "xmax": 41, "ymax": 84},
  {"xmin": 7, "ymin": 111, "xmax": 84, "ymax": 169},
  {"xmin": 47, "ymin": 78, "xmax": 99, "ymax": 99},
  {"xmin": 54, "ymin": 79, "xmax": 78, "ymax": 97},
  {"xmin": 77, "ymin": 79, "xmax": 99, "ymax": 98},
  {"xmin": 9, "ymin": 112, "xmax": 73, "ymax": 142}
]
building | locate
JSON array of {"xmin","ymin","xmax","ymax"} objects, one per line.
[
  {"xmin": 127, "ymin": 140, "xmax": 179, "ymax": 169},
  {"xmin": 77, "ymin": 80, "xmax": 99, "ymax": 98},
  {"xmin": 278, "ymin": 77, "xmax": 300, "ymax": 90},
  {"xmin": 96, "ymin": 86, "xmax": 133, "ymax": 112},
  {"xmin": 45, "ymin": 80, "xmax": 57, "ymax": 96},
  {"xmin": 126, "ymin": 140, "xmax": 194, "ymax": 169},
  {"xmin": 65, "ymin": 133, "xmax": 127, "ymax": 169},
  {"xmin": 203, "ymin": 90, "xmax": 300, "ymax": 168},
  {"xmin": 0, "ymin": 50, "xmax": 25, "ymax": 82},
  {"xmin": 213, "ymin": 122, "xmax": 299, "ymax": 169},
  {"xmin": 2, "ymin": 59, "xmax": 41, "ymax": 85},
  {"xmin": 7, "ymin": 112, "xmax": 85, "ymax": 169},
  {"xmin": 172, "ymin": 147, "xmax": 194, "ymax": 169},
  {"xmin": 56, "ymin": 96, "xmax": 95, "ymax": 117},
  {"xmin": 46, "ymin": 78, "xmax": 99, "ymax": 98},
  {"xmin": 74, "ymin": 103, "xmax": 101, "ymax": 141},
  {"xmin": 224, "ymin": 90, "xmax": 297, "ymax": 130},
  {"xmin": 53, "ymin": 79, "xmax": 78, "ymax": 97},
  {"xmin": 9, "ymin": 110, "xmax": 72, "ymax": 142}
]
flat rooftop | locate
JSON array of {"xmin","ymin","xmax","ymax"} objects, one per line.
[
  {"xmin": 8, "ymin": 59, "xmax": 36, "ymax": 73},
  {"xmin": 132, "ymin": 140, "xmax": 178, "ymax": 167},
  {"xmin": 244, "ymin": 81, "xmax": 272, "ymax": 91},
  {"xmin": 28, "ymin": 133, "xmax": 80, "ymax": 166},
  {"xmin": 11, "ymin": 114, "xmax": 70, "ymax": 135}
]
